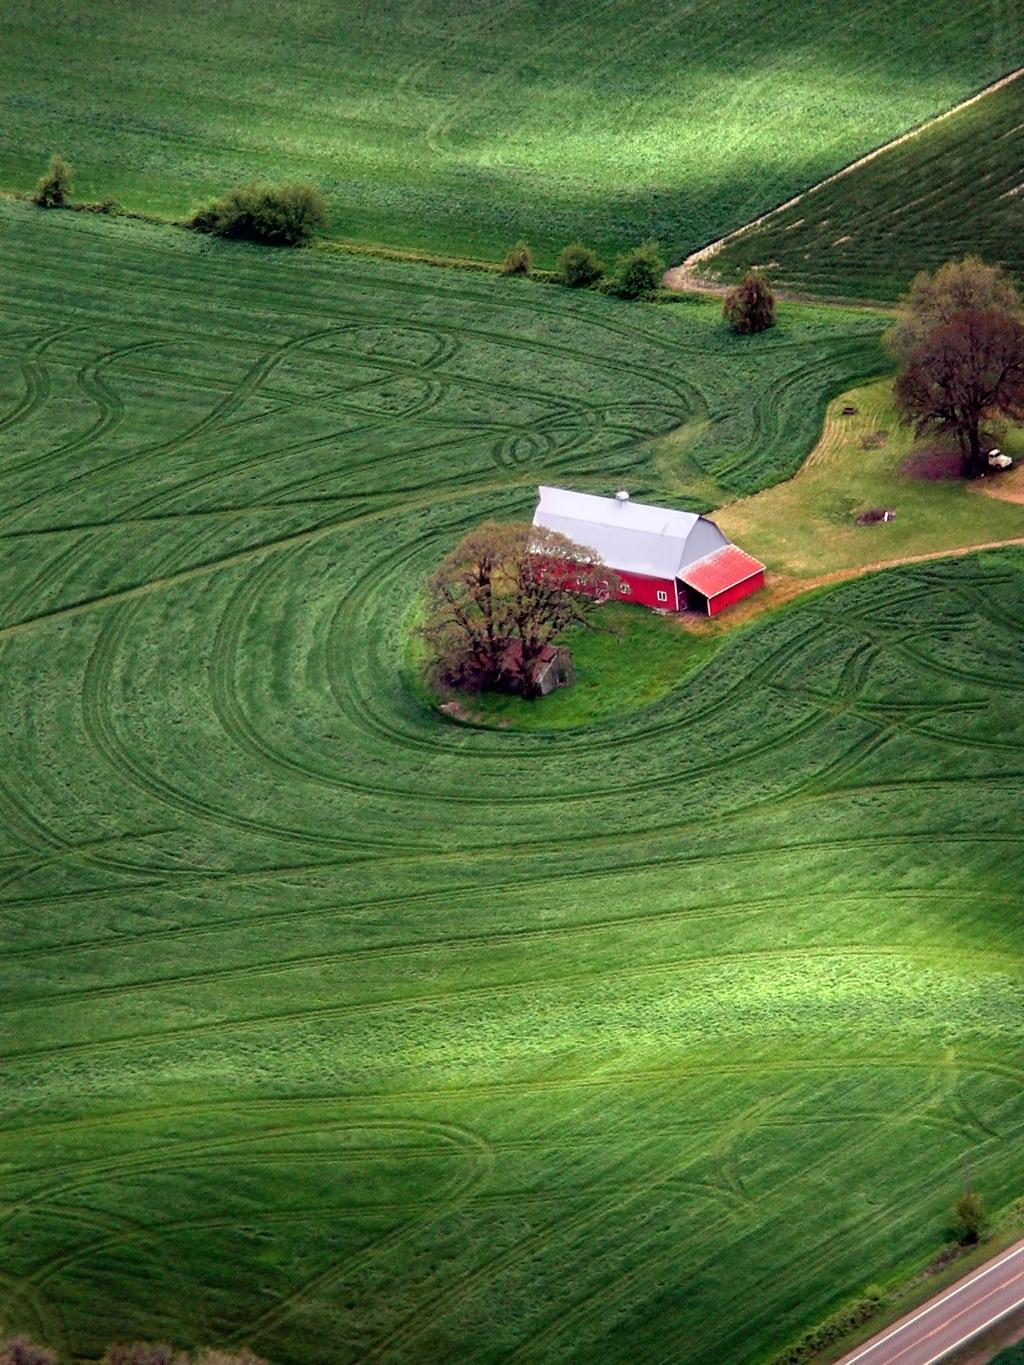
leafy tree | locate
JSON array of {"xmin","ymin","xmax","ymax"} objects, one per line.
[
  {"xmin": 723, "ymin": 270, "xmax": 776, "ymax": 334},
  {"xmin": 422, "ymin": 520, "xmax": 616, "ymax": 698},
  {"xmin": 955, "ymin": 1188, "xmax": 985, "ymax": 1245},
  {"xmin": 894, "ymin": 307, "xmax": 1024, "ymax": 477},
  {"xmin": 189, "ymin": 182, "xmax": 326, "ymax": 246},
  {"xmin": 614, "ymin": 241, "xmax": 664, "ymax": 298},
  {"xmin": 558, "ymin": 242, "xmax": 603, "ymax": 288},
  {"xmin": 886, "ymin": 256, "xmax": 1022, "ymax": 362},
  {"xmin": 32, "ymin": 154, "xmax": 73, "ymax": 209},
  {"xmin": 499, "ymin": 240, "xmax": 532, "ymax": 276}
]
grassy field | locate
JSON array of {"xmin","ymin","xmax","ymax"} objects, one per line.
[
  {"xmin": 0, "ymin": 1, "xmax": 1020, "ymax": 267},
  {"xmin": 431, "ymin": 603, "xmax": 723, "ymax": 731},
  {"xmin": 1, "ymin": 204, "xmax": 1023, "ymax": 1365},
  {"xmin": 717, "ymin": 378, "xmax": 1024, "ymax": 576},
  {"xmin": 709, "ymin": 74, "xmax": 1024, "ymax": 301}
]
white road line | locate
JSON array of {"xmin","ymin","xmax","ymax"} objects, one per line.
[{"xmin": 841, "ymin": 1239, "xmax": 1024, "ymax": 1365}]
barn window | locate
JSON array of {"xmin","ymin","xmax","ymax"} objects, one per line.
[
  {"xmin": 657, "ymin": 590, "xmax": 668, "ymax": 602},
  {"xmin": 621, "ymin": 583, "xmax": 631, "ymax": 594}
]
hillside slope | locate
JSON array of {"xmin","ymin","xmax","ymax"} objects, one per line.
[
  {"xmin": 708, "ymin": 70, "xmax": 1024, "ymax": 300},
  {"xmin": 0, "ymin": 0, "xmax": 1020, "ymax": 264},
  {"xmin": 0, "ymin": 207, "xmax": 1022, "ymax": 1365}
]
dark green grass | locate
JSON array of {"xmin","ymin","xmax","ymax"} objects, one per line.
[
  {"xmin": 0, "ymin": 205, "xmax": 1022, "ymax": 1365},
  {"xmin": 434, "ymin": 602, "xmax": 723, "ymax": 731},
  {"xmin": 711, "ymin": 75, "xmax": 1024, "ymax": 301},
  {"xmin": 0, "ymin": 1, "xmax": 1020, "ymax": 267}
]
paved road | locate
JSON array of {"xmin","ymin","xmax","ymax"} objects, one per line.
[{"xmin": 837, "ymin": 1239, "xmax": 1024, "ymax": 1365}]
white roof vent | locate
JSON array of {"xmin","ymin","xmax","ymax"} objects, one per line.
[{"xmin": 615, "ymin": 489, "xmax": 630, "ymax": 502}]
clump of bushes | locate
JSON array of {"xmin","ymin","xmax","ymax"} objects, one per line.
[
  {"xmin": 724, "ymin": 269, "xmax": 776, "ymax": 334},
  {"xmin": 0, "ymin": 1338, "xmax": 265, "ymax": 1365},
  {"xmin": 499, "ymin": 240, "xmax": 532, "ymax": 276},
  {"xmin": 0, "ymin": 1337, "xmax": 57, "ymax": 1365},
  {"xmin": 558, "ymin": 241, "xmax": 603, "ymax": 288},
  {"xmin": 32, "ymin": 154, "xmax": 73, "ymax": 209},
  {"xmin": 189, "ymin": 181, "xmax": 327, "ymax": 246},
  {"xmin": 770, "ymin": 1286, "xmax": 886, "ymax": 1364},
  {"xmin": 102, "ymin": 1348, "xmax": 266, "ymax": 1365},
  {"xmin": 613, "ymin": 240, "xmax": 664, "ymax": 298}
]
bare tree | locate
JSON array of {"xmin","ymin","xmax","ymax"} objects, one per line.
[
  {"xmin": 894, "ymin": 308, "xmax": 1024, "ymax": 477},
  {"xmin": 886, "ymin": 256, "xmax": 1021, "ymax": 362},
  {"xmin": 422, "ymin": 520, "xmax": 616, "ymax": 698}
]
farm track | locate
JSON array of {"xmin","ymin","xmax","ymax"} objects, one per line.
[{"xmin": 0, "ymin": 202, "xmax": 1022, "ymax": 1365}]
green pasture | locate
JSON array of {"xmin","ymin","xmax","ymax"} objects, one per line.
[
  {"xmin": 710, "ymin": 75, "xmax": 1024, "ymax": 301},
  {"xmin": 1, "ymin": 204, "xmax": 1023, "ymax": 1365},
  {"xmin": 0, "ymin": 0, "xmax": 1020, "ymax": 267},
  {"xmin": 718, "ymin": 378, "xmax": 1024, "ymax": 577}
]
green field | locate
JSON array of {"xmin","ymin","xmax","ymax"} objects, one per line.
[
  {"xmin": 0, "ymin": 1, "xmax": 1020, "ymax": 267},
  {"xmin": 718, "ymin": 378, "xmax": 1024, "ymax": 577},
  {"xmin": 709, "ymin": 73, "xmax": 1024, "ymax": 302},
  {"xmin": 1, "ymin": 204, "xmax": 1024, "ymax": 1364}
]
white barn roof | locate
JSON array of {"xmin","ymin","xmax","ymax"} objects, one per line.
[{"xmin": 533, "ymin": 486, "xmax": 729, "ymax": 580}]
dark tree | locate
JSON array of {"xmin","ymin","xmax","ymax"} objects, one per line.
[
  {"xmin": 614, "ymin": 241, "xmax": 664, "ymax": 298},
  {"xmin": 886, "ymin": 256, "xmax": 1021, "ymax": 362},
  {"xmin": 422, "ymin": 520, "xmax": 615, "ymax": 698},
  {"xmin": 189, "ymin": 182, "xmax": 326, "ymax": 246},
  {"xmin": 558, "ymin": 242, "xmax": 603, "ymax": 288},
  {"xmin": 955, "ymin": 1188, "xmax": 985, "ymax": 1245},
  {"xmin": 894, "ymin": 307, "xmax": 1024, "ymax": 477},
  {"xmin": 723, "ymin": 270, "xmax": 776, "ymax": 334},
  {"xmin": 32, "ymin": 154, "xmax": 73, "ymax": 209}
]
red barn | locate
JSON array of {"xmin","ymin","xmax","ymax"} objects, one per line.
[{"xmin": 532, "ymin": 486, "xmax": 764, "ymax": 616}]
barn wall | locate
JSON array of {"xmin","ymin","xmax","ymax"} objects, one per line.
[
  {"xmin": 707, "ymin": 570, "xmax": 765, "ymax": 616},
  {"xmin": 613, "ymin": 570, "xmax": 679, "ymax": 611}
]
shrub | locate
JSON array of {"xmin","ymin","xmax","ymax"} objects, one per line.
[
  {"xmin": 955, "ymin": 1189, "xmax": 985, "ymax": 1244},
  {"xmin": 613, "ymin": 241, "xmax": 664, "ymax": 298},
  {"xmin": 188, "ymin": 181, "xmax": 327, "ymax": 247},
  {"xmin": 0, "ymin": 1337, "xmax": 57, "ymax": 1365},
  {"xmin": 499, "ymin": 240, "xmax": 532, "ymax": 276},
  {"xmin": 103, "ymin": 1345, "xmax": 187, "ymax": 1365},
  {"xmin": 770, "ymin": 1289, "xmax": 885, "ymax": 1364},
  {"xmin": 32, "ymin": 154, "xmax": 73, "ymax": 209},
  {"xmin": 193, "ymin": 1351, "xmax": 269, "ymax": 1365},
  {"xmin": 724, "ymin": 270, "xmax": 776, "ymax": 334},
  {"xmin": 558, "ymin": 242, "xmax": 603, "ymax": 288}
]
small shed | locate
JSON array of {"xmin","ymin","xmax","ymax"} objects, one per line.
[
  {"xmin": 500, "ymin": 640, "xmax": 574, "ymax": 696},
  {"xmin": 531, "ymin": 645, "xmax": 574, "ymax": 696},
  {"xmin": 678, "ymin": 544, "xmax": 766, "ymax": 616}
]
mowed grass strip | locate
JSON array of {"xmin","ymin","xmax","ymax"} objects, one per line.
[
  {"xmin": 0, "ymin": 1, "xmax": 1020, "ymax": 265},
  {"xmin": 0, "ymin": 205, "xmax": 1021, "ymax": 1364},
  {"xmin": 710, "ymin": 73, "xmax": 1024, "ymax": 301}
]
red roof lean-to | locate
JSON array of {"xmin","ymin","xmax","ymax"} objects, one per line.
[{"xmin": 679, "ymin": 544, "xmax": 764, "ymax": 598}]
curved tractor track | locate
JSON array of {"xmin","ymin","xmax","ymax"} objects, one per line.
[{"xmin": 0, "ymin": 203, "xmax": 1022, "ymax": 1365}]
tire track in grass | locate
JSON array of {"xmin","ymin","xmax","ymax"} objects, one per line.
[
  {"xmin": 8, "ymin": 940, "xmax": 1019, "ymax": 1065},
  {"xmin": 0, "ymin": 326, "xmax": 73, "ymax": 438},
  {"xmin": 0, "ymin": 339, "xmax": 163, "ymax": 483}
]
